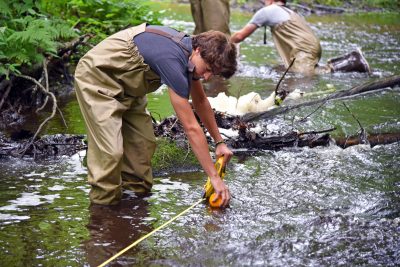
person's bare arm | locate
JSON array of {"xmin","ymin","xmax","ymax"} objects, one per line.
[
  {"xmin": 190, "ymin": 80, "xmax": 233, "ymax": 164},
  {"xmin": 231, "ymin": 24, "xmax": 258, "ymax": 43},
  {"xmin": 168, "ymin": 87, "xmax": 230, "ymax": 206}
]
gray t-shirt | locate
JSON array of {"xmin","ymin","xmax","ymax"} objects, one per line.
[
  {"xmin": 248, "ymin": 4, "xmax": 291, "ymax": 28},
  {"xmin": 134, "ymin": 25, "xmax": 193, "ymax": 99}
]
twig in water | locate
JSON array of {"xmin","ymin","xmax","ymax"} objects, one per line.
[
  {"xmin": 342, "ymin": 102, "xmax": 368, "ymax": 144},
  {"xmin": 275, "ymin": 57, "xmax": 296, "ymax": 95},
  {"xmin": 299, "ymin": 127, "xmax": 336, "ymax": 136},
  {"xmin": 298, "ymin": 99, "xmax": 328, "ymax": 123}
]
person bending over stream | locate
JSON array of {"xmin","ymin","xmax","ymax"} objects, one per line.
[
  {"xmin": 231, "ymin": 0, "xmax": 370, "ymax": 75},
  {"xmin": 74, "ymin": 24, "xmax": 237, "ymax": 206}
]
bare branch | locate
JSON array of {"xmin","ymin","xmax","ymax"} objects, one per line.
[
  {"xmin": 15, "ymin": 73, "xmax": 58, "ymax": 157},
  {"xmin": 275, "ymin": 57, "xmax": 296, "ymax": 95},
  {"xmin": 0, "ymin": 80, "xmax": 12, "ymax": 110}
]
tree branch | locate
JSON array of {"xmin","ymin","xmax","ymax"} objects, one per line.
[
  {"xmin": 243, "ymin": 74, "xmax": 400, "ymax": 122},
  {"xmin": 15, "ymin": 73, "xmax": 58, "ymax": 158}
]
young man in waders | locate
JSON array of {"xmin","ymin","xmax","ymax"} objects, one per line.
[
  {"xmin": 74, "ymin": 23, "xmax": 237, "ymax": 206},
  {"xmin": 190, "ymin": 0, "xmax": 231, "ymax": 36},
  {"xmin": 231, "ymin": 0, "xmax": 370, "ymax": 75}
]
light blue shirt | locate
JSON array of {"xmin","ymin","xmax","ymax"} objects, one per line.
[{"xmin": 248, "ymin": 4, "xmax": 292, "ymax": 28}]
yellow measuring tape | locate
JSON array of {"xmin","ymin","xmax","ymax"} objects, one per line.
[
  {"xmin": 98, "ymin": 158, "xmax": 226, "ymax": 267},
  {"xmin": 98, "ymin": 198, "xmax": 204, "ymax": 267}
]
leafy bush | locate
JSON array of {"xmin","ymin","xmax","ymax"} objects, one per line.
[
  {"xmin": 40, "ymin": 0, "xmax": 161, "ymax": 44},
  {"xmin": 0, "ymin": 1, "xmax": 78, "ymax": 77},
  {"xmin": 0, "ymin": 0, "xmax": 161, "ymax": 77}
]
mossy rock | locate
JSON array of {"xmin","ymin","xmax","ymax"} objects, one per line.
[{"xmin": 152, "ymin": 137, "xmax": 200, "ymax": 174}]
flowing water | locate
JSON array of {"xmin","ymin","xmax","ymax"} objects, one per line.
[{"xmin": 1, "ymin": 3, "xmax": 399, "ymax": 266}]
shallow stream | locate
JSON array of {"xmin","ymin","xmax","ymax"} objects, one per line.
[{"xmin": 1, "ymin": 3, "xmax": 399, "ymax": 266}]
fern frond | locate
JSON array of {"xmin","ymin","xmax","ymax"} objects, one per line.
[
  {"xmin": 0, "ymin": 0, "xmax": 11, "ymax": 17},
  {"xmin": 51, "ymin": 20, "xmax": 78, "ymax": 40}
]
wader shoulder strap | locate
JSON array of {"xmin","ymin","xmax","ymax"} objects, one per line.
[
  {"xmin": 145, "ymin": 28, "xmax": 191, "ymax": 57},
  {"xmin": 263, "ymin": 26, "xmax": 267, "ymax": 44}
]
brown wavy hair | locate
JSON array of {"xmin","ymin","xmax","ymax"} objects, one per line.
[{"xmin": 192, "ymin": 31, "xmax": 237, "ymax": 79}]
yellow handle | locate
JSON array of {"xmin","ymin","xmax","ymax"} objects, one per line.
[
  {"xmin": 202, "ymin": 156, "xmax": 226, "ymax": 199},
  {"xmin": 214, "ymin": 156, "xmax": 226, "ymax": 179}
]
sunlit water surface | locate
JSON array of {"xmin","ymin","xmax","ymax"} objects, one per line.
[{"xmin": 1, "ymin": 2, "xmax": 399, "ymax": 266}]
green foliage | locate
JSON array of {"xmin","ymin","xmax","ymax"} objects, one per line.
[
  {"xmin": 40, "ymin": 0, "xmax": 161, "ymax": 46},
  {"xmin": 0, "ymin": 0, "xmax": 78, "ymax": 77},
  {"xmin": 362, "ymin": 0, "xmax": 400, "ymax": 9},
  {"xmin": 0, "ymin": 0, "xmax": 161, "ymax": 77},
  {"xmin": 312, "ymin": 0, "xmax": 400, "ymax": 8}
]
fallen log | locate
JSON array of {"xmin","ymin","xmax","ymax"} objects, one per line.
[
  {"xmin": 335, "ymin": 132, "xmax": 400, "ymax": 149},
  {"xmin": 243, "ymin": 74, "xmax": 400, "ymax": 122},
  {"xmin": 2, "ymin": 72, "xmax": 400, "ymax": 160},
  {"xmin": 1, "ymin": 126, "xmax": 399, "ymax": 160},
  {"xmin": 152, "ymin": 111, "xmax": 400, "ymax": 152},
  {"xmin": 227, "ymin": 130, "xmax": 334, "ymax": 151}
]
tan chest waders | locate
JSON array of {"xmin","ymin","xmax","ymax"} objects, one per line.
[
  {"xmin": 271, "ymin": 6, "xmax": 322, "ymax": 74},
  {"xmin": 190, "ymin": 0, "xmax": 231, "ymax": 35},
  {"xmin": 74, "ymin": 23, "xmax": 190, "ymax": 205}
]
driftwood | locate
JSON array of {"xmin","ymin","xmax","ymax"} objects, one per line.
[
  {"xmin": 1, "ymin": 116, "xmax": 399, "ymax": 160},
  {"xmin": 1, "ymin": 75, "xmax": 399, "ymax": 159},
  {"xmin": 227, "ymin": 128, "xmax": 334, "ymax": 151},
  {"xmin": 335, "ymin": 132, "xmax": 400, "ymax": 148},
  {"xmin": 152, "ymin": 110, "xmax": 400, "ymax": 152},
  {"xmin": 243, "ymin": 75, "xmax": 400, "ymax": 122}
]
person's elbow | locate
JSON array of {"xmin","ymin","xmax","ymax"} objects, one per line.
[
  {"xmin": 232, "ymin": 24, "xmax": 257, "ymax": 43},
  {"xmin": 184, "ymin": 123, "xmax": 203, "ymax": 139}
]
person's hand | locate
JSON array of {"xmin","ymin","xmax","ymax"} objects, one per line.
[
  {"xmin": 215, "ymin": 143, "xmax": 233, "ymax": 167},
  {"xmin": 213, "ymin": 143, "xmax": 233, "ymax": 207},
  {"xmin": 210, "ymin": 175, "xmax": 230, "ymax": 207}
]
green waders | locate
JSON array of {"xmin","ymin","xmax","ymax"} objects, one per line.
[
  {"xmin": 271, "ymin": 7, "xmax": 322, "ymax": 74},
  {"xmin": 74, "ymin": 23, "xmax": 162, "ymax": 205},
  {"xmin": 190, "ymin": 0, "xmax": 231, "ymax": 35}
]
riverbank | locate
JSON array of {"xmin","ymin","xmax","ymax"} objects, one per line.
[{"xmin": 173, "ymin": 0, "xmax": 399, "ymax": 13}]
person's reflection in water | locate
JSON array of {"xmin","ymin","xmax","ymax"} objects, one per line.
[{"xmin": 84, "ymin": 193, "xmax": 153, "ymax": 266}]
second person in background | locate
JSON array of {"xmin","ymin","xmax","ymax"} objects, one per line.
[
  {"xmin": 190, "ymin": 0, "xmax": 231, "ymax": 36},
  {"xmin": 189, "ymin": 0, "xmax": 232, "ymax": 96},
  {"xmin": 231, "ymin": 0, "xmax": 370, "ymax": 75}
]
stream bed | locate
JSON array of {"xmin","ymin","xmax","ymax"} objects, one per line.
[{"xmin": 1, "ymin": 2, "xmax": 399, "ymax": 266}]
